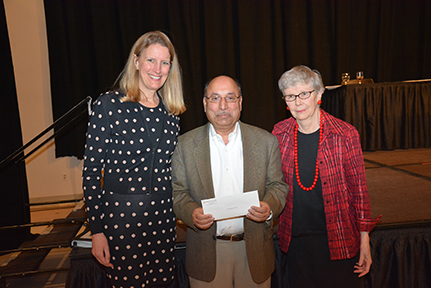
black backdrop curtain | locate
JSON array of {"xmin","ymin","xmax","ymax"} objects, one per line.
[
  {"xmin": 321, "ymin": 81, "xmax": 431, "ymax": 150},
  {"xmin": 0, "ymin": 0, "xmax": 30, "ymax": 250},
  {"xmin": 43, "ymin": 0, "xmax": 431, "ymax": 159}
]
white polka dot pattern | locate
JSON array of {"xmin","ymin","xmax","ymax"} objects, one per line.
[
  {"xmin": 82, "ymin": 92, "xmax": 180, "ymax": 287},
  {"xmin": 101, "ymin": 192, "xmax": 176, "ymax": 288}
]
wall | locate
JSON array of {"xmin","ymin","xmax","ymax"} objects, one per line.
[{"xmin": 4, "ymin": 0, "xmax": 83, "ymax": 204}]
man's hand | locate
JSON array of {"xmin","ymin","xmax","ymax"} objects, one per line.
[
  {"xmin": 92, "ymin": 233, "xmax": 114, "ymax": 268},
  {"xmin": 192, "ymin": 207, "xmax": 214, "ymax": 230},
  {"xmin": 246, "ymin": 201, "xmax": 271, "ymax": 222}
]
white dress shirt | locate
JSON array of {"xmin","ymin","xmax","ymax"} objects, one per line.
[{"xmin": 209, "ymin": 122, "xmax": 244, "ymax": 236}]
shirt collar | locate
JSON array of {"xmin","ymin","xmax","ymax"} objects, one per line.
[{"xmin": 209, "ymin": 122, "xmax": 241, "ymax": 144}]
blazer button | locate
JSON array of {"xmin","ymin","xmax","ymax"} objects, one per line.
[{"xmin": 212, "ymin": 235, "xmax": 217, "ymax": 240}]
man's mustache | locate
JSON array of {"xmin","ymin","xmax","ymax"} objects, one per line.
[{"xmin": 216, "ymin": 111, "xmax": 232, "ymax": 117}]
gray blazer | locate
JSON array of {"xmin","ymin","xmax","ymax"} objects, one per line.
[{"xmin": 172, "ymin": 121, "xmax": 288, "ymax": 284}]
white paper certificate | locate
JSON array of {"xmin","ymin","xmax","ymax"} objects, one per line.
[{"xmin": 201, "ymin": 190, "xmax": 260, "ymax": 220}]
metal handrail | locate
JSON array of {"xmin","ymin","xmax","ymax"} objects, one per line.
[
  {"xmin": 0, "ymin": 218, "xmax": 86, "ymax": 231},
  {"xmin": 0, "ymin": 96, "xmax": 92, "ymax": 168}
]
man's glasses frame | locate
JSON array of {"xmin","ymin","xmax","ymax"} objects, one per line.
[{"xmin": 205, "ymin": 95, "xmax": 241, "ymax": 103}]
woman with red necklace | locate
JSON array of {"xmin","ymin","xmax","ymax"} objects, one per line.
[{"xmin": 272, "ymin": 65, "xmax": 381, "ymax": 288}]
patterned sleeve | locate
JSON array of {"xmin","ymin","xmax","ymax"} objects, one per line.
[
  {"xmin": 344, "ymin": 127, "xmax": 381, "ymax": 231},
  {"xmin": 82, "ymin": 96, "xmax": 110, "ymax": 234}
]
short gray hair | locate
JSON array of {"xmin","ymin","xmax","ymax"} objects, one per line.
[{"xmin": 278, "ymin": 65, "xmax": 324, "ymax": 94}]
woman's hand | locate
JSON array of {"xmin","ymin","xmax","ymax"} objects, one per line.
[
  {"xmin": 354, "ymin": 232, "xmax": 372, "ymax": 277},
  {"xmin": 91, "ymin": 232, "xmax": 114, "ymax": 268}
]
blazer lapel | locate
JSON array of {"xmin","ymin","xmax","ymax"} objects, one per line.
[
  {"xmin": 193, "ymin": 123, "xmax": 215, "ymax": 199},
  {"xmin": 240, "ymin": 122, "xmax": 258, "ymax": 193}
]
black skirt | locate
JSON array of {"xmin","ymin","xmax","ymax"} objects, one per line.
[
  {"xmin": 101, "ymin": 190, "xmax": 176, "ymax": 288},
  {"xmin": 286, "ymin": 234, "xmax": 363, "ymax": 288}
]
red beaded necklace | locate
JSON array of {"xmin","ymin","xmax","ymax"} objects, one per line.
[{"xmin": 294, "ymin": 111, "xmax": 323, "ymax": 191}]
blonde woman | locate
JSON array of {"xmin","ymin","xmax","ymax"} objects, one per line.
[{"xmin": 83, "ymin": 31, "xmax": 186, "ymax": 288}]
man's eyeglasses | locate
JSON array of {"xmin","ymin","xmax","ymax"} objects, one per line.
[
  {"xmin": 205, "ymin": 95, "xmax": 241, "ymax": 103},
  {"xmin": 282, "ymin": 90, "xmax": 314, "ymax": 102}
]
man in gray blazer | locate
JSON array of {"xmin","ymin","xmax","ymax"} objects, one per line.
[{"xmin": 172, "ymin": 75, "xmax": 288, "ymax": 288}]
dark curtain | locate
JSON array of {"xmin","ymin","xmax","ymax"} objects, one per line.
[
  {"xmin": 272, "ymin": 226, "xmax": 431, "ymax": 288},
  {"xmin": 322, "ymin": 81, "xmax": 431, "ymax": 150},
  {"xmin": 66, "ymin": 230, "xmax": 431, "ymax": 288},
  {"xmin": 43, "ymin": 0, "xmax": 431, "ymax": 158},
  {"xmin": 364, "ymin": 225, "xmax": 431, "ymax": 288},
  {"xmin": 0, "ymin": 0, "xmax": 30, "ymax": 250}
]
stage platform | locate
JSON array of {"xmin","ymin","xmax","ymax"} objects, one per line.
[
  {"xmin": 352, "ymin": 148, "xmax": 431, "ymax": 288},
  {"xmin": 1, "ymin": 148, "xmax": 430, "ymax": 288},
  {"xmin": 364, "ymin": 148, "xmax": 431, "ymax": 226}
]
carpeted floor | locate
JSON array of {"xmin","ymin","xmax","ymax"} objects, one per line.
[{"xmin": 363, "ymin": 148, "xmax": 431, "ymax": 225}]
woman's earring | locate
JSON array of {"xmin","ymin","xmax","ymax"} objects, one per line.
[
  {"xmin": 286, "ymin": 106, "xmax": 290, "ymax": 111},
  {"xmin": 317, "ymin": 100, "xmax": 322, "ymax": 105}
]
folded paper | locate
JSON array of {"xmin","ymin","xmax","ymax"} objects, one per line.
[{"xmin": 201, "ymin": 190, "xmax": 260, "ymax": 220}]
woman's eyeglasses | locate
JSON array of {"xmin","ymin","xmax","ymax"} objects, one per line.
[{"xmin": 282, "ymin": 90, "xmax": 314, "ymax": 102}]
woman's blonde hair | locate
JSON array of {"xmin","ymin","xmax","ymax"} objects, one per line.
[{"xmin": 114, "ymin": 31, "xmax": 186, "ymax": 115}]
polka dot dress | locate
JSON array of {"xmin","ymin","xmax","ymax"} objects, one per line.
[{"xmin": 82, "ymin": 91, "xmax": 180, "ymax": 288}]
